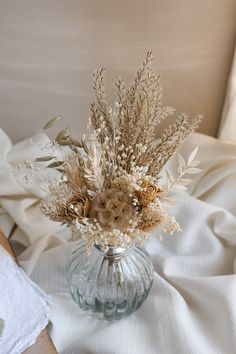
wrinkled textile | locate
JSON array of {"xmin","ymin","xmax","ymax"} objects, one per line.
[
  {"xmin": 0, "ymin": 319, "xmax": 4, "ymax": 337},
  {"xmin": 0, "ymin": 128, "xmax": 236, "ymax": 354},
  {"xmin": 219, "ymin": 47, "xmax": 236, "ymax": 143},
  {"xmin": 0, "ymin": 247, "xmax": 49, "ymax": 354}
]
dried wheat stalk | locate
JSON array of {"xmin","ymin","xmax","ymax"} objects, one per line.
[{"xmin": 90, "ymin": 51, "xmax": 202, "ymax": 177}]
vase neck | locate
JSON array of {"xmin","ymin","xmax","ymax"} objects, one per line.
[{"xmin": 94, "ymin": 244, "xmax": 127, "ymax": 258}]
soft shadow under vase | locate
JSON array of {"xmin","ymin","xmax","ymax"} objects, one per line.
[{"xmin": 67, "ymin": 240, "xmax": 154, "ymax": 320}]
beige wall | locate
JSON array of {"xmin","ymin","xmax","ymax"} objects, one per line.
[{"xmin": 0, "ymin": 0, "xmax": 235, "ymax": 143}]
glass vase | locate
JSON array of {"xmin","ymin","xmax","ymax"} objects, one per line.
[{"xmin": 67, "ymin": 240, "xmax": 154, "ymax": 320}]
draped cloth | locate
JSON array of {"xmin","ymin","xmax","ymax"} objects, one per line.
[
  {"xmin": 0, "ymin": 249, "xmax": 49, "ymax": 354},
  {"xmin": 219, "ymin": 47, "xmax": 236, "ymax": 143},
  {"xmin": 0, "ymin": 128, "xmax": 236, "ymax": 354}
]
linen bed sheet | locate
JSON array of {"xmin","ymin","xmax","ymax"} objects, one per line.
[{"xmin": 0, "ymin": 128, "xmax": 236, "ymax": 354}]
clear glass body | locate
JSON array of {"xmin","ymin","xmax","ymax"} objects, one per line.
[{"xmin": 67, "ymin": 240, "xmax": 154, "ymax": 320}]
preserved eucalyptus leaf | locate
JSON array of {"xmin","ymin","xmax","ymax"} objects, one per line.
[
  {"xmin": 47, "ymin": 161, "xmax": 64, "ymax": 168},
  {"xmin": 56, "ymin": 138, "xmax": 70, "ymax": 146},
  {"xmin": 70, "ymin": 138, "xmax": 83, "ymax": 148},
  {"xmin": 35, "ymin": 156, "xmax": 55, "ymax": 162},
  {"xmin": 43, "ymin": 116, "xmax": 61, "ymax": 130},
  {"xmin": 55, "ymin": 129, "xmax": 67, "ymax": 141}
]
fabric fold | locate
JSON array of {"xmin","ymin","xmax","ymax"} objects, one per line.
[
  {"xmin": 0, "ymin": 252, "xmax": 50, "ymax": 354},
  {"xmin": 0, "ymin": 129, "xmax": 236, "ymax": 353}
]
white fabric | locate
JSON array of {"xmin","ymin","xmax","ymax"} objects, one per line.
[
  {"xmin": 219, "ymin": 47, "xmax": 236, "ymax": 142},
  {"xmin": 0, "ymin": 246, "xmax": 49, "ymax": 354},
  {"xmin": 0, "ymin": 128, "xmax": 236, "ymax": 353},
  {"xmin": 0, "ymin": 319, "xmax": 4, "ymax": 337}
]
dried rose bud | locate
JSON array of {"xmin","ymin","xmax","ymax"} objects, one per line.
[
  {"xmin": 135, "ymin": 181, "xmax": 162, "ymax": 207},
  {"xmin": 65, "ymin": 193, "xmax": 90, "ymax": 221}
]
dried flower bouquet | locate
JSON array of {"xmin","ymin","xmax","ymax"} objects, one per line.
[{"xmin": 41, "ymin": 52, "xmax": 202, "ymax": 251}]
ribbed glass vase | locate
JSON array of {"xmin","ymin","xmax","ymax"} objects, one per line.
[{"xmin": 67, "ymin": 240, "xmax": 154, "ymax": 320}]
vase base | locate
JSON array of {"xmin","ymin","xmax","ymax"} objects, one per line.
[{"xmin": 69, "ymin": 281, "xmax": 153, "ymax": 320}]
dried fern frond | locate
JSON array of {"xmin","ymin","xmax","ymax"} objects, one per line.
[
  {"xmin": 83, "ymin": 140, "xmax": 104, "ymax": 193},
  {"xmin": 115, "ymin": 76, "xmax": 126, "ymax": 110},
  {"xmin": 89, "ymin": 52, "xmax": 202, "ymax": 178},
  {"xmin": 112, "ymin": 52, "xmax": 176, "ymax": 172},
  {"xmin": 140, "ymin": 113, "xmax": 202, "ymax": 177},
  {"xmin": 91, "ymin": 68, "xmax": 113, "ymax": 142},
  {"xmin": 118, "ymin": 52, "xmax": 158, "ymax": 148}
]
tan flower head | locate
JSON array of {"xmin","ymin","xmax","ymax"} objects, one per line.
[
  {"xmin": 90, "ymin": 189, "xmax": 136, "ymax": 230},
  {"xmin": 135, "ymin": 181, "xmax": 162, "ymax": 207},
  {"xmin": 138, "ymin": 206, "xmax": 165, "ymax": 232},
  {"xmin": 65, "ymin": 165, "xmax": 85, "ymax": 193},
  {"xmin": 66, "ymin": 193, "xmax": 90, "ymax": 222}
]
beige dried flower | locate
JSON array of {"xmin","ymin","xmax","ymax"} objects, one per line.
[
  {"xmin": 40, "ymin": 52, "xmax": 202, "ymax": 250},
  {"xmin": 63, "ymin": 155, "xmax": 86, "ymax": 192},
  {"xmin": 111, "ymin": 176, "xmax": 137, "ymax": 195},
  {"xmin": 135, "ymin": 181, "xmax": 162, "ymax": 207},
  {"xmin": 66, "ymin": 167, "xmax": 85, "ymax": 192},
  {"xmin": 65, "ymin": 193, "xmax": 91, "ymax": 222},
  {"xmin": 138, "ymin": 206, "xmax": 165, "ymax": 232},
  {"xmin": 90, "ymin": 189, "xmax": 136, "ymax": 230}
]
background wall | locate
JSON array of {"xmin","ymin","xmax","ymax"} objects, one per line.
[{"xmin": 0, "ymin": 0, "xmax": 235, "ymax": 143}]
